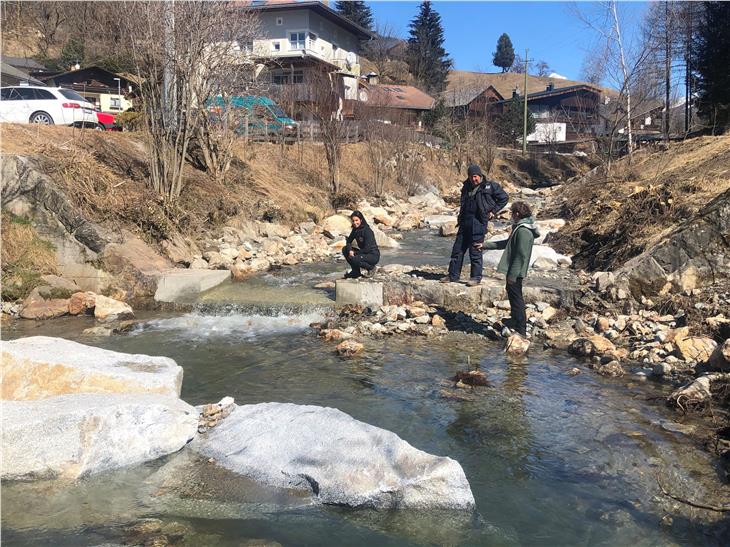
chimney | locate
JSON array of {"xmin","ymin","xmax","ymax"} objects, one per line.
[
  {"xmin": 366, "ymin": 72, "xmax": 379, "ymax": 85},
  {"xmin": 512, "ymin": 86, "xmax": 520, "ymax": 98},
  {"xmin": 546, "ymin": 82, "xmax": 554, "ymax": 92}
]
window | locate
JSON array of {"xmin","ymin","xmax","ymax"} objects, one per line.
[
  {"xmin": 276, "ymin": 17, "xmax": 283, "ymax": 25},
  {"xmin": 308, "ymin": 32, "xmax": 317, "ymax": 42},
  {"xmin": 0, "ymin": 88, "xmax": 21, "ymax": 101},
  {"xmin": 289, "ymin": 31, "xmax": 306, "ymax": 50},
  {"xmin": 34, "ymin": 89, "xmax": 55, "ymax": 100},
  {"xmin": 272, "ymin": 71, "xmax": 303, "ymax": 85},
  {"xmin": 241, "ymin": 40, "xmax": 253, "ymax": 53},
  {"xmin": 110, "ymin": 97, "xmax": 122, "ymax": 110},
  {"xmin": 59, "ymin": 89, "xmax": 87, "ymax": 102},
  {"xmin": 273, "ymin": 42, "xmax": 281, "ymax": 52},
  {"xmin": 17, "ymin": 88, "xmax": 37, "ymax": 100}
]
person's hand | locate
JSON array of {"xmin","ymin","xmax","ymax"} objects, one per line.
[
  {"xmin": 507, "ymin": 276, "xmax": 517, "ymax": 284},
  {"xmin": 348, "ymin": 250, "xmax": 355, "ymax": 257},
  {"xmin": 473, "ymin": 242, "xmax": 483, "ymax": 250},
  {"xmin": 488, "ymin": 212, "xmax": 495, "ymax": 220}
]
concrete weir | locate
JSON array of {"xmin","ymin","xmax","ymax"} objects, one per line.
[{"xmin": 154, "ymin": 269, "xmax": 231, "ymax": 303}]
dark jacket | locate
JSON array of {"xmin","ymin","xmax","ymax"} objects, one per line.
[
  {"xmin": 345, "ymin": 211, "xmax": 380, "ymax": 258},
  {"xmin": 485, "ymin": 216, "xmax": 540, "ymax": 279},
  {"xmin": 456, "ymin": 177, "xmax": 509, "ymax": 243}
]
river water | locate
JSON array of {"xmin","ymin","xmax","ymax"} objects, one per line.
[{"xmin": 2, "ymin": 230, "xmax": 727, "ymax": 546}]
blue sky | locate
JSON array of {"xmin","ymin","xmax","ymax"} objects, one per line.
[{"xmin": 366, "ymin": 1, "xmax": 648, "ymax": 81}]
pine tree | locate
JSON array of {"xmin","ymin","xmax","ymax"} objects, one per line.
[
  {"xmin": 406, "ymin": 1, "xmax": 452, "ymax": 94},
  {"xmin": 693, "ymin": 1, "xmax": 730, "ymax": 131},
  {"xmin": 335, "ymin": 1, "xmax": 373, "ymax": 31},
  {"xmin": 493, "ymin": 33, "xmax": 515, "ymax": 73}
]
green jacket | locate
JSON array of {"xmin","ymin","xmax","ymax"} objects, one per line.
[{"xmin": 485, "ymin": 217, "xmax": 540, "ymax": 279}]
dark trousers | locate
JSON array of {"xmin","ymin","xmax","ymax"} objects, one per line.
[
  {"xmin": 448, "ymin": 230, "xmax": 483, "ymax": 281},
  {"xmin": 506, "ymin": 277, "xmax": 527, "ymax": 336},
  {"xmin": 343, "ymin": 249, "xmax": 379, "ymax": 276}
]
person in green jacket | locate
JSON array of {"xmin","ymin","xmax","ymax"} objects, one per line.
[{"xmin": 484, "ymin": 201, "xmax": 540, "ymax": 337}]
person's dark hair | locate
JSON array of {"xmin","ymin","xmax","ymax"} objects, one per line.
[
  {"xmin": 350, "ymin": 210, "xmax": 368, "ymax": 225},
  {"xmin": 511, "ymin": 201, "xmax": 532, "ymax": 220}
]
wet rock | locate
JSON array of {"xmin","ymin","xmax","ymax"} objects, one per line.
[
  {"xmin": 68, "ymin": 291, "xmax": 96, "ymax": 315},
  {"xmin": 452, "ymin": 370, "xmax": 489, "ymax": 386},
  {"xmin": 1, "ymin": 336, "xmax": 184, "ymax": 400},
  {"xmin": 197, "ymin": 396, "xmax": 236, "ymax": 433},
  {"xmin": 189, "ymin": 402, "xmax": 475, "ymax": 510},
  {"xmin": 505, "ymin": 334, "xmax": 530, "ymax": 355},
  {"xmin": 652, "ymin": 362, "xmax": 674, "ymax": 377},
  {"xmin": 569, "ymin": 335, "xmax": 616, "ymax": 358},
  {"xmin": 1, "ymin": 393, "xmax": 197, "ymax": 480},
  {"xmin": 675, "ymin": 336, "xmax": 717, "ymax": 362},
  {"xmin": 708, "ymin": 339, "xmax": 730, "ymax": 371},
  {"xmin": 567, "ymin": 367, "xmax": 581, "ymax": 376},
  {"xmin": 439, "ymin": 222, "xmax": 458, "ymax": 237},
  {"xmin": 596, "ymin": 361, "xmax": 625, "ymax": 377},
  {"xmin": 81, "ymin": 326, "xmax": 113, "ymax": 337},
  {"xmin": 314, "ymin": 281, "xmax": 336, "ymax": 289},
  {"xmin": 19, "ymin": 289, "xmax": 69, "ymax": 320},
  {"xmin": 336, "ymin": 280, "xmax": 384, "ymax": 308},
  {"xmin": 394, "ymin": 213, "xmax": 422, "ymax": 231},
  {"xmin": 336, "ymin": 340, "xmax": 364, "ymax": 356},
  {"xmin": 320, "ymin": 329, "xmax": 352, "ymax": 342},
  {"xmin": 94, "ymin": 294, "xmax": 134, "ymax": 322}
]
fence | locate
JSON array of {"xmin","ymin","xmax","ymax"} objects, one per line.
[{"xmin": 240, "ymin": 118, "xmax": 444, "ymax": 147}]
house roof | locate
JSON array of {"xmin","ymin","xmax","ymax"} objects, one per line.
[
  {"xmin": 492, "ymin": 83, "xmax": 604, "ymax": 105},
  {"xmin": 0, "ymin": 62, "xmax": 46, "ymax": 86},
  {"xmin": 245, "ymin": 1, "xmax": 373, "ymax": 40},
  {"xmin": 1, "ymin": 55, "xmax": 48, "ymax": 71},
  {"xmin": 441, "ymin": 85, "xmax": 504, "ymax": 108},
  {"xmin": 40, "ymin": 66, "xmax": 138, "ymax": 88},
  {"xmin": 447, "ymin": 70, "xmax": 613, "ymax": 102},
  {"xmin": 362, "ymin": 83, "xmax": 434, "ymax": 110}
]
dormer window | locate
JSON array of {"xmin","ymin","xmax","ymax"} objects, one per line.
[{"xmin": 276, "ymin": 17, "xmax": 283, "ymax": 26}]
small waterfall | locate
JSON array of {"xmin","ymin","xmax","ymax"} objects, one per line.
[{"xmin": 132, "ymin": 302, "xmax": 332, "ymax": 340}]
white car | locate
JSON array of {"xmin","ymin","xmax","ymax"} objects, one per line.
[{"xmin": 0, "ymin": 86, "xmax": 99, "ymax": 127}]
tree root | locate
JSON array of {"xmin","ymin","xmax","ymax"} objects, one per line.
[
  {"xmin": 655, "ymin": 475, "xmax": 730, "ymax": 513},
  {"xmin": 668, "ymin": 373, "xmax": 730, "ymax": 411}
]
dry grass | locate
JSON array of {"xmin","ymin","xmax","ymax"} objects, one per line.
[
  {"xmin": 549, "ymin": 136, "xmax": 730, "ymax": 271},
  {"xmin": 1, "ymin": 214, "xmax": 57, "ymax": 301}
]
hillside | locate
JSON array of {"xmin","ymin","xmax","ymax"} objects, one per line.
[{"xmin": 549, "ymin": 136, "xmax": 730, "ymax": 272}]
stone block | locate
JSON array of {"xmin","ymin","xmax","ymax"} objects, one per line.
[{"xmin": 336, "ymin": 280, "xmax": 384, "ymax": 308}]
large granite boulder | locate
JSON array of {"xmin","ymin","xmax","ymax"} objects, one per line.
[
  {"xmin": 189, "ymin": 403, "xmax": 475, "ymax": 510},
  {"xmin": 1, "ymin": 393, "xmax": 197, "ymax": 480},
  {"xmin": 1, "ymin": 336, "xmax": 184, "ymax": 400}
]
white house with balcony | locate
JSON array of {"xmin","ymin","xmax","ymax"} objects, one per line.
[{"xmin": 246, "ymin": 1, "xmax": 372, "ymax": 119}]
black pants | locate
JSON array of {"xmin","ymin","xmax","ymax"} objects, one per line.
[
  {"xmin": 506, "ymin": 277, "xmax": 527, "ymax": 336},
  {"xmin": 343, "ymin": 248, "xmax": 379, "ymax": 276},
  {"xmin": 447, "ymin": 230, "xmax": 483, "ymax": 281}
]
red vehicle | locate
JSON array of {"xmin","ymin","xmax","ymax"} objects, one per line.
[{"xmin": 94, "ymin": 110, "xmax": 120, "ymax": 131}]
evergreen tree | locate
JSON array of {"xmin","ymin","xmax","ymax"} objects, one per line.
[
  {"xmin": 693, "ymin": 1, "xmax": 730, "ymax": 131},
  {"xmin": 493, "ymin": 33, "xmax": 515, "ymax": 73},
  {"xmin": 335, "ymin": 1, "xmax": 373, "ymax": 31},
  {"xmin": 60, "ymin": 37, "xmax": 85, "ymax": 69},
  {"xmin": 406, "ymin": 1, "xmax": 452, "ymax": 94},
  {"xmin": 496, "ymin": 96, "xmax": 535, "ymax": 146}
]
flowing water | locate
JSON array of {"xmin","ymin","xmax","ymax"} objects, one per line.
[{"xmin": 2, "ymin": 230, "xmax": 727, "ymax": 546}]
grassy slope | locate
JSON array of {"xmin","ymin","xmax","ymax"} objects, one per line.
[{"xmin": 549, "ymin": 136, "xmax": 730, "ymax": 271}]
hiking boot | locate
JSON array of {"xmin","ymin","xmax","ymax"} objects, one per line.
[
  {"xmin": 343, "ymin": 271, "xmax": 361, "ymax": 279},
  {"xmin": 466, "ymin": 278, "xmax": 481, "ymax": 287},
  {"xmin": 439, "ymin": 276, "xmax": 456, "ymax": 283},
  {"xmin": 363, "ymin": 266, "xmax": 379, "ymax": 279}
]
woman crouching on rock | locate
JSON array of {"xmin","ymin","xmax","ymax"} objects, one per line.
[
  {"xmin": 484, "ymin": 201, "xmax": 540, "ymax": 338},
  {"xmin": 343, "ymin": 211, "xmax": 380, "ymax": 279}
]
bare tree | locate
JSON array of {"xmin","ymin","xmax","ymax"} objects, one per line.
[
  {"xmin": 361, "ymin": 24, "xmax": 411, "ymax": 85},
  {"xmin": 28, "ymin": 1, "xmax": 67, "ymax": 58},
  {"xmin": 299, "ymin": 66, "xmax": 347, "ymax": 197},
  {"xmin": 117, "ymin": 1, "xmax": 259, "ymax": 201}
]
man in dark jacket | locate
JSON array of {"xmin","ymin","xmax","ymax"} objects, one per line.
[
  {"xmin": 441, "ymin": 164, "xmax": 508, "ymax": 286},
  {"xmin": 343, "ymin": 211, "xmax": 380, "ymax": 279}
]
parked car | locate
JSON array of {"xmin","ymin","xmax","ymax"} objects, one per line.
[
  {"xmin": 95, "ymin": 110, "xmax": 120, "ymax": 131},
  {"xmin": 207, "ymin": 95, "xmax": 297, "ymax": 138},
  {"xmin": 0, "ymin": 86, "xmax": 99, "ymax": 128}
]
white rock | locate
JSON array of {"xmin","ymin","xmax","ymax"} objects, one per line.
[
  {"xmin": 1, "ymin": 336, "xmax": 184, "ymax": 400},
  {"xmin": 321, "ymin": 214, "xmax": 352, "ymax": 237},
  {"xmin": 190, "ymin": 403, "xmax": 475, "ymax": 510},
  {"xmin": 483, "ymin": 245, "xmax": 571, "ymax": 270},
  {"xmin": 371, "ymin": 225, "xmax": 400, "ymax": 249},
  {"xmin": 93, "ymin": 295, "xmax": 134, "ymax": 322},
  {"xmin": 424, "ymin": 214, "xmax": 457, "ymax": 228},
  {"xmin": 1, "ymin": 393, "xmax": 197, "ymax": 480}
]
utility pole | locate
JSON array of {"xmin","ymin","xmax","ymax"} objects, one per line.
[{"xmin": 522, "ymin": 48, "xmax": 528, "ymax": 155}]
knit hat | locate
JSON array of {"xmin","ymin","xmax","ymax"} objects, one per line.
[{"xmin": 467, "ymin": 164, "xmax": 482, "ymax": 177}]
